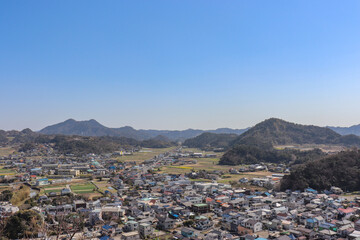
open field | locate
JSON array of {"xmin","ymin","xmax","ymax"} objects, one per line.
[
  {"xmin": 0, "ymin": 147, "xmax": 15, "ymax": 156},
  {"xmin": 116, "ymin": 147, "xmax": 176, "ymax": 163}
]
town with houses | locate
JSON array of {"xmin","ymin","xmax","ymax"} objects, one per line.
[
  {"xmin": 2, "ymin": 0, "xmax": 360, "ymax": 239},
  {"xmin": 1, "ymin": 146, "xmax": 360, "ymax": 240}
]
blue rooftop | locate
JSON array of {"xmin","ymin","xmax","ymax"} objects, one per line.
[
  {"xmin": 305, "ymin": 188, "xmax": 317, "ymax": 193},
  {"xmin": 320, "ymin": 222, "xmax": 336, "ymax": 228},
  {"xmin": 102, "ymin": 225, "xmax": 112, "ymax": 230},
  {"xmin": 306, "ymin": 218, "xmax": 316, "ymax": 223}
]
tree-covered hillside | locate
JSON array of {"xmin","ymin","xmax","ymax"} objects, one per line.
[
  {"xmin": 183, "ymin": 132, "xmax": 238, "ymax": 149},
  {"xmin": 232, "ymin": 118, "xmax": 359, "ymax": 147},
  {"xmin": 218, "ymin": 118, "xmax": 360, "ymax": 166},
  {"xmin": 0, "ymin": 128, "xmax": 175, "ymax": 155},
  {"xmin": 219, "ymin": 144, "xmax": 324, "ymax": 165},
  {"xmin": 281, "ymin": 150, "xmax": 360, "ymax": 191}
]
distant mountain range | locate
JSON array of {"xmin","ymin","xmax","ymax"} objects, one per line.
[
  {"xmin": 38, "ymin": 118, "xmax": 360, "ymax": 143},
  {"xmin": 3, "ymin": 117, "xmax": 360, "ymax": 162},
  {"xmin": 38, "ymin": 119, "xmax": 248, "ymax": 141},
  {"xmin": 328, "ymin": 124, "xmax": 360, "ymax": 136}
]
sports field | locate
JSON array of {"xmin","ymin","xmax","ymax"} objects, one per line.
[{"xmin": 70, "ymin": 183, "xmax": 96, "ymax": 194}]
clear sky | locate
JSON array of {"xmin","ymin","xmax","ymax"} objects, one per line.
[{"xmin": 1, "ymin": 0, "xmax": 360, "ymax": 131}]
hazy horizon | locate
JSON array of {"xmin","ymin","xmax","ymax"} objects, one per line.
[
  {"xmin": 2, "ymin": 117, "xmax": 360, "ymax": 132},
  {"xmin": 1, "ymin": 1, "xmax": 360, "ymax": 131}
]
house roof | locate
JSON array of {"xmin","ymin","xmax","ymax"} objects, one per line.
[
  {"xmin": 276, "ymin": 236, "xmax": 291, "ymax": 240},
  {"xmin": 181, "ymin": 227, "xmax": 194, "ymax": 234},
  {"xmin": 339, "ymin": 208, "xmax": 355, "ymax": 214},
  {"xmin": 319, "ymin": 229, "xmax": 337, "ymax": 235}
]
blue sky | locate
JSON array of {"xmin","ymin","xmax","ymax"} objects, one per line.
[{"xmin": 1, "ymin": 0, "xmax": 360, "ymax": 130}]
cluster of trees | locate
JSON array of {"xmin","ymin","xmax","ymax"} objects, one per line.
[
  {"xmin": 0, "ymin": 190, "xmax": 12, "ymax": 201},
  {"xmin": 219, "ymin": 144, "xmax": 324, "ymax": 165},
  {"xmin": 3, "ymin": 210, "xmax": 43, "ymax": 239},
  {"xmin": 281, "ymin": 150, "xmax": 360, "ymax": 191},
  {"xmin": 18, "ymin": 142, "xmax": 37, "ymax": 152},
  {"xmin": 140, "ymin": 135, "xmax": 174, "ymax": 148},
  {"xmin": 0, "ymin": 130, "xmax": 7, "ymax": 144},
  {"xmin": 0, "ymin": 209, "xmax": 86, "ymax": 239},
  {"xmin": 51, "ymin": 135, "xmax": 139, "ymax": 155},
  {"xmin": 183, "ymin": 132, "xmax": 238, "ymax": 150},
  {"xmin": 15, "ymin": 134, "xmax": 174, "ymax": 155}
]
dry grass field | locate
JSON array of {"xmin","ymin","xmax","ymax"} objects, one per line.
[{"xmin": 11, "ymin": 185, "xmax": 30, "ymax": 206}]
